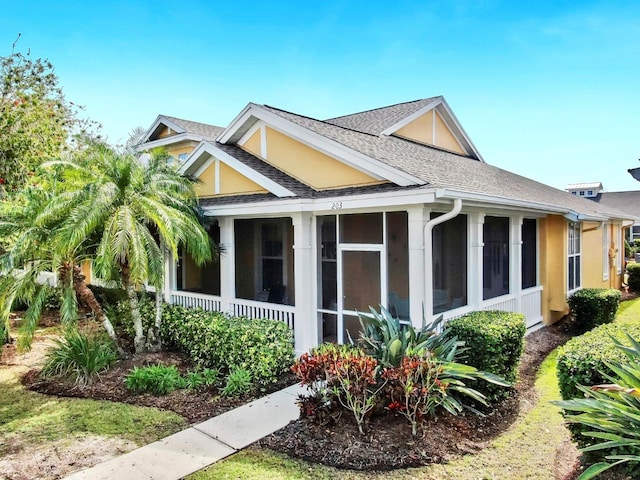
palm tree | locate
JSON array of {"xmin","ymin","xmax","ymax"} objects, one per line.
[
  {"xmin": 41, "ymin": 145, "xmax": 212, "ymax": 353},
  {"xmin": 0, "ymin": 182, "xmax": 118, "ymax": 349}
]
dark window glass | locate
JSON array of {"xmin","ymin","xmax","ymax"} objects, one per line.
[
  {"xmin": 340, "ymin": 213, "xmax": 383, "ymax": 243},
  {"xmin": 387, "ymin": 212, "xmax": 409, "ymax": 319},
  {"xmin": 522, "ymin": 219, "xmax": 537, "ymax": 289},
  {"xmin": 483, "ymin": 216, "xmax": 509, "ymax": 300}
]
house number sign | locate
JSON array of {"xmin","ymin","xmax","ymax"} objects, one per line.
[{"xmin": 331, "ymin": 201, "xmax": 343, "ymax": 210}]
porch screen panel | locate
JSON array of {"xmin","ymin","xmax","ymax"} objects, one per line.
[
  {"xmin": 521, "ymin": 218, "xmax": 537, "ymax": 289},
  {"xmin": 234, "ymin": 219, "xmax": 255, "ymax": 301},
  {"xmin": 483, "ymin": 216, "xmax": 509, "ymax": 300},
  {"xmin": 387, "ymin": 211, "xmax": 409, "ymax": 319},
  {"xmin": 340, "ymin": 213, "xmax": 383, "ymax": 244},
  {"xmin": 432, "ymin": 213, "xmax": 467, "ymax": 314},
  {"xmin": 342, "ymin": 251, "xmax": 381, "ymax": 312},
  {"xmin": 201, "ymin": 224, "xmax": 221, "ymax": 295},
  {"xmin": 319, "ymin": 216, "xmax": 337, "ymax": 310}
]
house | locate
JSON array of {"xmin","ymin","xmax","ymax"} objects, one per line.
[
  {"xmin": 566, "ymin": 183, "xmax": 640, "ymax": 245},
  {"xmin": 136, "ymin": 97, "xmax": 632, "ymax": 354}
]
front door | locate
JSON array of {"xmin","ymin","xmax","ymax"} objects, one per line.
[{"xmin": 317, "ymin": 213, "xmax": 386, "ymax": 344}]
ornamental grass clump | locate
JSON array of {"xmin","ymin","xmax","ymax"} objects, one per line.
[{"xmin": 41, "ymin": 327, "xmax": 117, "ymax": 387}]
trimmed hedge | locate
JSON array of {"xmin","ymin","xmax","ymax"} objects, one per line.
[
  {"xmin": 158, "ymin": 304, "xmax": 294, "ymax": 386},
  {"xmin": 445, "ymin": 311, "xmax": 526, "ymax": 403},
  {"xmin": 557, "ymin": 322, "xmax": 640, "ymax": 401},
  {"xmin": 567, "ymin": 288, "xmax": 621, "ymax": 333},
  {"xmin": 627, "ymin": 263, "xmax": 640, "ymax": 292}
]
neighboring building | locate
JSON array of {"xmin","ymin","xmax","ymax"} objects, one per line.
[
  {"xmin": 592, "ymin": 191, "xmax": 640, "ymax": 244},
  {"xmin": 134, "ymin": 97, "xmax": 631, "ymax": 354},
  {"xmin": 566, "ymin": 182, "xmax": 603, "ymax": 198}
]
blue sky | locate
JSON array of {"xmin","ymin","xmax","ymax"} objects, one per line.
[{"xmin": 2, "ymin": 1, "xmax": 639, "ymax": 192}]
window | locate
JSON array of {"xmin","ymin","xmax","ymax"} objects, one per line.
[
  {"xmin": 568, "ymin": 222, "xmax": 581, "ymax": 291},
  {"xmin": 522, "ymin": 219, "xmax": 537, "ymax": 289},
  {"xmin": 571, "ymin": 191, "xmax": 577, "ymax": 195},
  {"xmin": 483, "ymin": 216, "xmax": 509, "ymax": 300},
  {"xmin": 579, "ymin": 191, "xmax": 585, "ymax": 196},
  {"xmin": 587, "ymin": 190, "xmax": 594, "ymax": 196}
]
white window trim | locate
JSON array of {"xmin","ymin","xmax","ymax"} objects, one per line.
[{"xmin": 568, "ymin": 222, "xmax": 582, "ymax": 293}]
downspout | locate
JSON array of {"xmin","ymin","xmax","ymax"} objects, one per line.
[{"xmin": 423, "ymin": 197, "xmax": 463, "ymax": 322}]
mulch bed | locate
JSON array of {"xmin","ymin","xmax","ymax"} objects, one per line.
[
  {"xmin": 258, "ymin": 318, "xmax": 575, "ymax": 471},
  {"xmin": 22, "ymin": 351, "xmax": 298, "ymax": 424}
]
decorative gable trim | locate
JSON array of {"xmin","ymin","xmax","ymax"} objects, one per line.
[
  {"xmin": 381, "ymin": 97, "xmax": 485, "ymax": 162},
  {"xmin": 135, "ymin": 132, "xmax": 203, "ymax": 152},
  {"xmin": 181, "ymin": 141, "xmax": 296, "ymax": 198},
  {"xmin": 218, "ymin": 104, "xmax": 425, "ymax": 187}
]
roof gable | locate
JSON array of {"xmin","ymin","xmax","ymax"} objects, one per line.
[{"xmin": 137, "ymin": 115, "xmax": 224, "ymax": 151}]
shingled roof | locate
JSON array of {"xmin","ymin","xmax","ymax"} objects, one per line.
[
  {"xmin": 255, "ymin": 104, "xmax": 629, "ymax": 220},
  {"xmin": 593, "ymin": 191, "xmax": 640, "ymax": 221},
  {"xmin": 159, "ymin": 115, "xmax": 224, "ymax": 140},
  {"xmin": 325, "ymin": 98, "xmax": 439, "ymax": 135}
]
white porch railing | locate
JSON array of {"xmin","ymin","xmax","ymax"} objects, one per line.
[
  {"xmin": 167, "ymin": 290, "xmax": 295, "ymax": 331},
  {"xmin": 170, "ymin": 290, "xmax": 222, "ymax": 312},
  {"xmin": 521, "ymin": 286, "xmax": 544, "ymax": 328},
  {"xmin": 230, "ymin": 298, "xmax": 295, "ymax": 330},
  {"xmin": 481, "ymin": 294, "xmax": 517, "ymax": 313}
]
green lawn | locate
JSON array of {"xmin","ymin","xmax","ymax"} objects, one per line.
[
  {"xmin": 190, "ymin": 296, "xmax": 640, "ymax": 480},
  {"xmin": 0, "ymin": 329, "xmax": 187, "ymax": 460}
]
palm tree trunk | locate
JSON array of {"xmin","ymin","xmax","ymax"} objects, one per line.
[
  {"xmin": 69, "ymin": 265, "xmax": 118, "ymax": 342},
  {"xmin": 120, "ymin": 263, "xmax": 146, "ymax": 354}
]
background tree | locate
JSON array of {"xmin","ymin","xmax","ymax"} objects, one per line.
[{"xmin": 0, "ymin": 34, "xmax": 100, "ymax": 196}]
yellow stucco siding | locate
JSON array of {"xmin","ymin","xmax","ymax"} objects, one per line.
[
  {"xmin": 241, "ymin": 129, "xmax": 262, "ymax": 157},
  {"xmin": 264, "ymin": 127, "xmax": 382, "ymax": 189},
  {"xmin": 156, "ymin": 126, "xmax": 173, "ymax": 139},
  {"xmin": 539, "ymin": 215, "xmax": 568, "ymax": 323},
  {"xmin": 396, "ymin": 112, "xmax": 434, "ymax": 144},
  {"xmin": 219, "ymin": 162, "xmax": 267, "ymax": 195},
  {"xmin": 195, "ymin": 158, "xmax": 268, "ymax": 198},
  {"xmin": 434, "ymin": 113, "xmax": 465, "ymax": 154},
  {"xmin": 395, "ymin": 110, "xmax": 465, "ymax": 155},
  {"xmin": 166, "ymin": 143, "xmax": 197, "ymax": 158},
  {"xmin": 581, "ymin": 222, "xmax": 608, "ymax": 289}
]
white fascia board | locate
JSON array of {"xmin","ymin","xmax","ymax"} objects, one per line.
[
  {"xmin": 217, "ymin": 103, "xmax": 258, "ymax": 143},
  {"xmin": 182, "ymin": 141, "xmax": 296, "ymax": 198},
  {"xmin": 381, "ymin": 97, "xmax": 443, "ymax": 136},
  {"xmin": 220, "ymin": 105, "xmax": 423, "ymax": 187},
  {"xmin": 135, "ymin": 133, "xmax": 203, "ymax": 152},
  {"xmin": 201, "ymin": 187, "xmax": 438, "ymax": 217},
  {"xmin": 139, "ymin": 115, "xmax": 187, "ymax": 144},
  {"xmin": 380, "ymin": 97, "xmax": 485, "ymax": 163},
  {"xmin": 435, "ymin": 188, "xmax": 610, "ymax": 221}
]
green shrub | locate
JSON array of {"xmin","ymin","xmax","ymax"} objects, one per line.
[
  {"xmin": 557, "ymin": 322, "xmax": 640, "ymax": 401},
  {"xmin": 158, "ymin": 304, "xmax": 294, "ymax": 386},
  {"xmin": 556, "ymin": 334, "xmax": 640, "ymax": 479},
  {"xmin": 124, "ymin": 364, "xmax": 186, "ymax": 395},
  {"xmin": 446, "ymin": 311, "xmax": 525, "ymax": 403},
  {"xmin": 222, "ymin": 367, "xmax": 252, "ymax": 397},
  {"xmin": 628, "ymin": 263, "xmax": 640, "ymax": 292},
  {"xmin": 567, "ymin": 288, "xmax": 621, "ymax": 332},
  {"xmin": 41, "ymin": 327, "xmax": 117, "ymax": 386}
]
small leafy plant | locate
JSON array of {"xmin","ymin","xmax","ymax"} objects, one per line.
[
  {"xmin": 183, "ymin": 367, "xmax": 220, "ymax": 390},
  {"xmin": 41, "ymin": 327, "xmax": 117, "ymax": 386},
  {"xmin": 124, "ymin": 364, "xmax": 185, "ymax": 395},
  {"xmin": 222, "ymin": 367, "xmax": 252, "ymax": 397}
]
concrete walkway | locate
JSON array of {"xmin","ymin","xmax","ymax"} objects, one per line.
[{"xmin": 65, "ymin": 383, "xmax": 306, "ymax": 480}]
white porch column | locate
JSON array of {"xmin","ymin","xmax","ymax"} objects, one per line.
[
  {"xmin": 292, "ymin": 212, "xmax": 317, "ymax": 354},
  {"xmin": 408, "ymin": 205, "xmax": 429, "ymax": 328},
  {"xmin": 468, "ymin": 213, "xmax": 485, "ymax": 308},
  {"xmin": 218, "ymin": 217, "xmax": 235, "ymax": 313},
  {"xmin": 511, "ymin": 216, "xmax": 524, "ymax": 313}
]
